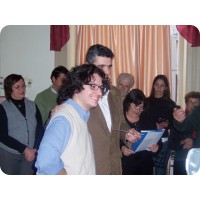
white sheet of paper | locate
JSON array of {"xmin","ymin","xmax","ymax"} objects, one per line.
[{"xmin": 131, "ymin": 130, "xmax": 164, "ymax": 152}]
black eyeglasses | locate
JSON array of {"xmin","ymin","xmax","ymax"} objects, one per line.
[{"xmin": 85, "ymin": 83, "xmax": 104, "ymax": 92}]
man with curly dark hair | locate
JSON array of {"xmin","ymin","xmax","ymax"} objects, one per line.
[{"xmin": 35, "ymin": 64, "xmax": 109, "ymax": 175}]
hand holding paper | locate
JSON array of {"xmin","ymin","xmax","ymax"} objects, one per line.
[
  {"xmin": 121, "ymin": 146, "xmax": 135, "ymax": 156},
  {"xmin": 125, "ymin": 128, "xmax": 141, "ymax": 143},
  {"xmin": 148, "ymin": 143, "xmax": 159, "ymax": 153},
  {"xmin": 130, "ymin": 130, "xmax": 164, "ymax": 152}
]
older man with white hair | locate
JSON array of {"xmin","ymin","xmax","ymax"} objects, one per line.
[{"xmin": 117, "ymin": 73, "xmax": 134, "ymax": 99}]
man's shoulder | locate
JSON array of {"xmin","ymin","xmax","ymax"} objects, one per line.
[
  {"xmin": 195, "ymin": 104, "xmax": 200, "ymax": 111},
  {"xmin": 35, "ymin": 87, "xmax": 52, "ymax": 99},
  {"xmin": 108, "ymin": 85, "xmax": 123, "ymax": 109},
  {"xmin": 109, "ymin": 85, "xmax": 122, "ymax": 104},
  {"xmin": 109, "ymin": 85, "xmax": 121, "ymax": 96},
  {"xmin": 191, "ymin": 104, "xmax": 200, "ymax": 116},
  {"xmin": 24, "ymin": 98, "xmax": 35, "ymax": 104}
]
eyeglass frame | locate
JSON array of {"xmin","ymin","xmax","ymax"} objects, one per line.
[
  {"xmin": 130, "ymin": 103, "xmax": 144, "ymax": 111},
  {"xmin": 85, "ymin": 83, "xmax": 104, "ymax": 92}
]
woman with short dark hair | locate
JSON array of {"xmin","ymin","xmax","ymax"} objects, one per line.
[
  {"xmin": 0, "ymin": 74, "xmax": 44, "ymax": 175},
  {"xmin": 120, "ymin": 89, "xmax": 159, "ymax": 175}
]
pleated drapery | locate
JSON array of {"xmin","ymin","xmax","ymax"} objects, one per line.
[
  {"xmin": 176, "ymin": 25, "xmax": 200, "ymax": 47},
  {"xmin": 76, "ymin": 25, "xmax": 171, "ymax": 96},
  {"xmin": 50, "ymin": 25, "xmax": 70, "ymax": 51}
]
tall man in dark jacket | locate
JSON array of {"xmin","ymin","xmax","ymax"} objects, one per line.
[{"xmin": 86, "ymin": 44, "xmax": 123, "ymax": 174}]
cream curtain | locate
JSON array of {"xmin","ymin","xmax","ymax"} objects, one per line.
[
  {"xmin": 177, "ymin": 36, "xmax": 187, "ymax": 107},
  {"xmin": 177, "ymin": 35, "xmax": 200, "ymax": 107},
  {"xmin": 76, "ymin": 25, "xmax": 171, "ymax": 96},
  {"xmin": 186, "ymin": 44, "xmax": 200, "ymax": 91}
]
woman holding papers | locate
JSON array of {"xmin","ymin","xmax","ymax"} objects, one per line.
[{"xmin": 120, "ymin": 89, "xmax": 159, "ymax": 175}]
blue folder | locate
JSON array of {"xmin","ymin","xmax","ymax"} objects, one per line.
[{"xmin": 130, "ymin": 130, "xmax": 164, "ymax": 152}]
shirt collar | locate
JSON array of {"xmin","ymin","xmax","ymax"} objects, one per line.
[
  {"xmin": 50, "ymin": 85, "xmax": 58, "ymax": 94},
  {"xmin": 65, "ymin": 98, "xmax": 90, "ymax": 122},
  {"xmin": 99, "ymin": 90, "xmax": 109, "ymax": 103},
  {"xmin": 104, "ymin": 90, "xmax": 109, "ymax": 97}
]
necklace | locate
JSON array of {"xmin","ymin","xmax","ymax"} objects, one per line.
[{"xmin": 18, "ymin": 104, "xmax": 21, "ymax": 108}]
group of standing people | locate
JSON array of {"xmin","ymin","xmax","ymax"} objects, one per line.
[
  {"xmin": 117, "ymin": 72, "xmax": 200, "ymax": 175},
  {"xmin": 118, "ymin": 74, "xmax": 176, "ymax": 175},
  {"xmin": 1, "ymin": 44, "xmax": 200, "ymax": 175},
  {"xmin": 0, "ymin": 44, "xmax": 123, "ymax": 175}
]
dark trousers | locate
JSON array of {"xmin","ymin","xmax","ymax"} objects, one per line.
[
  {"xmin": 122, "ymin": 150, "xmax": 154, "ymax": 175},
  {"xmin": 173, "ymin": 149, "xmax": 189, "ymax": 175},
  {"xmin": 0, "ymin": 147, "xmax": 34, "ymax": 175},
  {"xmin": 153, "ymin": 141, "xmax": 170, "ymax": 175}
]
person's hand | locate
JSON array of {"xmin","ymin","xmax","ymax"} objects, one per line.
[
  {"xmin": 121, "ymin": 146, "xmax": 135, "ymax": 156},
  {"xmin": 50, "ymin": 104, "xmax": 64, "ymax": 118},
  {"xmin": 125, "ymin": 128, "xmax": 141, "ymax": 143},
  {"xmin": 56, "ymin": 168, "xmax": 67, "ymax": 175},
  {"xmin": 173, "ymin": 107, "xmax": 186, "ymax": 123},
  {"xmin": 148, "ymin": 144, "xmax": 159, "ymax": 152},
  {"xmin": 180, "ymin": 138, "xmax": 193, "ymax": 149},
  {"xmin": 24, "ymin": 147, "xmax": 36, "ymax": 162}
]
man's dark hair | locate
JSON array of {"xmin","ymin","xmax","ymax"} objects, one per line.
[
  {"xmin": 57, "ymin": 64, "xmax": 110, "ymax": 104},
  {"xmin": 86, "ymin": 44, "xmax": 114, "ymax": 64},
  {"xmin": 185, "ymin": 91, "xmax": 200, "ymax": 104},
  {"xmin": 50, "ymin": 65, "xmax": 69, "ymax": 80}
]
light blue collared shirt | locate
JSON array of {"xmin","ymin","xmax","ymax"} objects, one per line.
[{"xmin": 35, "ymin": 98, "xmax": 90, "ymax": 175}]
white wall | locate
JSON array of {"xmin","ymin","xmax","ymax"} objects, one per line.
[
  {"xmin": 170, "ymin": 25, "xmax": 179, "ymax": 103},
  {"xmin": 0, "ymin": 25, "xmax": 54, "ymax": 100}
]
